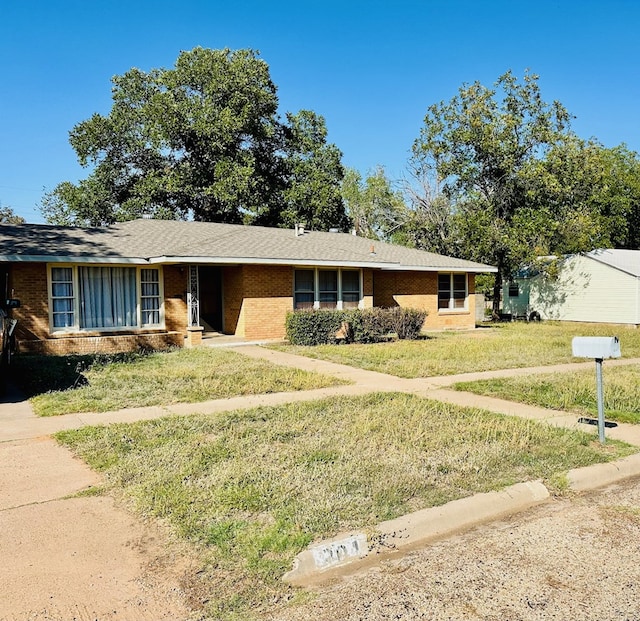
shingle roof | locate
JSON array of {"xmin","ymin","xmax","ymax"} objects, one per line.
[
  {"xmin": 586, "ymin": 249, "xmax": 640, "ymax": 278},
  {"xmin": 0, "ymin": 219, "xmax": 496, "ymax": 273}
]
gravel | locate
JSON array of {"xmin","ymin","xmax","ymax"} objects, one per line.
[{"xmin": 267, "ymin": 478, "xmax": 640, "ymax": 621}]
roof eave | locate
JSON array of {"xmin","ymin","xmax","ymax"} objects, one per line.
[
  {"xmin": 0, "ymin": 255, "xmax": 148, "ymax": 264},
  {"xmin": 0, "ymin": 253, "xmax": 498, "ymax": 273},
  {"xmin": 150, "ymin": 255, "xmax": 498, "ymax": 272}
]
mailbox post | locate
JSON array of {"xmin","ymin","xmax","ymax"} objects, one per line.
[{"xmin": 571, "ymin": 337, "xmax": 621, "ymax": 443}]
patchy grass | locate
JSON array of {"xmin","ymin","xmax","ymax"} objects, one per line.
[
  {"xmin": 12, "ymin": 348, "xmax": 346, "ymax": 417},
  {"xmin": 55, "ymin": 393, "xmax": 633, "ymax": 619},
  {"xmin": 273, "ymin": 322, "xmax": 640, "ymax": 378},
  {"xmin": 454, "ymin": 364, "xmax": 640, "ymax": 424}
]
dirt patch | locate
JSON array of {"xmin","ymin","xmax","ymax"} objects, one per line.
[
  {"xmin": 0, "ymin": 495, "xmax": 198, "ymax": 621},
  {"xmin": 266, "ymin": 478, "xmax": 640, "ymax": 620}
]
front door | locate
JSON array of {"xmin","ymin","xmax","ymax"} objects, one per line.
[{"xmin": 198, "ymin": 266, "xmax": 223, "ymax": 331}]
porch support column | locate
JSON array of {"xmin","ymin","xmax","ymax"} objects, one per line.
[{"xmin": 186, "ymin": 265, "xmax": 203, "ymax": 347}]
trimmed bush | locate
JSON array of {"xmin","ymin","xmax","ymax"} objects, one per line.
[
  {"xmin": 387, "ymin": 307, "xmax": 428, "ymax": 340},
  {"xmin": 347, "ymin": 308, "xmax": 393, "ymax": 344},
  {"xmin": 285, "ymin": 307, "xmax": 428, "ymax": 345},
  {"xmin": 285, "ymin": 309, "xmax": 346, "ymax": 345}
]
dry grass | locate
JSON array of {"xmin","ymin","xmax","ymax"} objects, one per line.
[
  {"xmin": 273, "ymin": 322, "xmax": 640, "ymax": 378},
  {"xmin": 55, "ymin": 393, "xmax": 633, "ymax": 619},
  {"xmin": 454, "ymin": 363, "xmax": 640, "ymax": 424},
  {"xmin": 12, "ymin": 348, "xmax": 346, "ymax": 416}
]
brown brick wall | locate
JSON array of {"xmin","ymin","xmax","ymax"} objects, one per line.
[
  {"xmin": 240, "ymin": 265, "xmax": 293, "ymax": 339},
  {"xmin": 373, "ymin": 270, "xmax": 475, "ymax": 330},
  {"xmin": 362, "ymin": 268, "xmax": 374, "ymax": 308},
  {"xmin": 163, "ymin": 265, "xmax": 187, "ymax": 333},
  {"xmin": 11, "ymin": 263, "xmax": 50, "ymax": 339},
  {"xmin": 19, "ymin": 332, "xmax": 183, "ymax": 356},
  {"xmin": 222, "ymin": 266, "xmax": 244, "ymax": 335}
]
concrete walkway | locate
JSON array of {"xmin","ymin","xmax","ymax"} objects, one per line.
[{"xmin": 2, "ymin": 349, "xmax": 640, "ymax": 445}]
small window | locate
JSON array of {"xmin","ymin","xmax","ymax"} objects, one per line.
[
  {"xmin": 438, "ymin": 273, "xmax": 468, "ymax": 311},
  {"xmin": 318, "ymin": 270, "xmax": 338, "ymax": 309},
  {"xmin": 141, "ymin": 269, "xmax": 161, "ymax": 326},
  {"xmin": 341, "ymin": 270, "xmax": 360, "ymax": 309},
  {"xmin": 294, "ymin": 269, "xmax": 314, "ymax": 309},
  {"xmin": 438, "ymin": 274, "xmax": 452, "ymax": 310},
  {"xmin": 508, "ymin": 283, "xmax": 519, "ymax": 297},
  {"xmin": 453, "ymin": 274, "xmax": 466, "ymax": 309},
  {"xmin": 51, "ymin": 267, "xmax": 75, "ymax": 328}
]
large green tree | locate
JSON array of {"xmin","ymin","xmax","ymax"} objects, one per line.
[
  {"xmin": 412, "ymin": 70, "xmax": 573, "ymax": 312},
  {"xmin": 42, "ymin": 47, "xmax": 347, "ymax": 229}
]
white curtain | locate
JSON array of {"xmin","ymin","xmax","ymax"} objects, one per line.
[{"xmin": 79, "ymin": 267, "xmax": 137, "ymax": 328}]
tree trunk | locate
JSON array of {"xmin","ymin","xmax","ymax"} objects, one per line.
[{"xmin": 492, "ymin": 270, "xmax": 503, "ymax": 318}]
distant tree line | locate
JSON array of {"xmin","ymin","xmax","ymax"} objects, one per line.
[{"xmin": 40, "ymin": 51, "xmax": 640, "ymax": 313}]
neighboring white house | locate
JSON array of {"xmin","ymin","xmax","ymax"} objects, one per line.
[{"xmin": 503, "ymin": 250, "xmax": 640, "ymax": 325}]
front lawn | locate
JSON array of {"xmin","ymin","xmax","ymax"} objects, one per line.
[
  {"xmin": 56, "ymin": 393, "xmax": 633, "ymax": 619},
  {"xmin": 12, "ymin": 347, "xmax": 347, "ymax": 416},
  {"xmin": 273, "ymin": 322, "xmax": 640, "ymax": 378},
  {"xmin": 454, "ymin": 363, "xmax": 640, "ymax": 424}
]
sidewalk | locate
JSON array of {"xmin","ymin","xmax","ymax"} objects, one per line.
[{"xmin": 2, "ymin": 349, "xmax": 640, "ymax": 445}]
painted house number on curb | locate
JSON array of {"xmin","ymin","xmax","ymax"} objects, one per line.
[{"xmin": 311, "ymin": 534, "xmax": 368, "ymax": 569}]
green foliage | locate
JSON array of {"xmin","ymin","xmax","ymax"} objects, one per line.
[
  {"xmin": 346, "ymin": 307, "xmax": 393, "ymax": 343},
  {"xmin": 41, "ymin": 48, "xmax": 347, "ymax": 230},
  {"xmin": 285, "ymin": 309, "xmax": 346, "ymax": 345},
  {"xmin": 412, "ymin": 70, "xmax": 573, "ymax": 310},
  {"xmin": 524, "ymin": 137, "xmax": 640, "ymax": 252},
  {"xmin": 0, "ymin": 204, "xmax": 26, "ymax": 224},
  {"xmin": 264, "ymin": 110, "xmax": 348, "ymax": 231},
  {"xmin": 341, "ymin": 166, "xmax": 407, "ymax": 240},
  {"xmin": 387, "ymin": 307, "xmax": 428, "ymax": 340},
  {"xmin": 285, "ymin": 307, "xmax": 427, "ymax": 345}
]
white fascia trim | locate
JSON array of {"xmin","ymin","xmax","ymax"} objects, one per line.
[
  {"xmin": 1, "ymin": 255, "xmax": 149, "ymax": 264},
  {"xmin": 149, "ymin": 256, "xmax": 397, "ymax": 269},
  {"xmin": 379, "ymin": 265, "xmax": 498, "ymax": 274},
  {"xmin": 148, "ymin": 255, "xmax": 498, "ymax": 273}
]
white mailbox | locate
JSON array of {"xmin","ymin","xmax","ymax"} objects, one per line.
[{"xmin": 572, "ymin": 336, "xmax": 621, "ymax": 359}]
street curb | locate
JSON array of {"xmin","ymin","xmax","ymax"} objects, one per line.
[
  {"xmin": 566, "ymin": 453, "xmax": 640, "ymax": 491},
  {"xmin": 284, "ymin": 452, "xmax": 640, "ymax": 586},
  {"xmin": 283, "ymin": 480, "xmax": 550, "ymax": 586}
]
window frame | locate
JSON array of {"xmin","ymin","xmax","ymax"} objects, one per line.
[
  {"xmin": 47, "ymin": 264, "xmax": 165, "ymax": 333},
  {"xmin": 50, "ymin": 266, "xmax": 76, "ymax": 329},
  {"xmin": 437, "ymin": 272, "xmax": 469, "ymax": 312},
  {"xmin": 293, "ymin": 268, "xmax": 363, "ymax": 311},
  {"xmin": 293, "ymin": 269, "xmax": 315, "ymax": 310}
]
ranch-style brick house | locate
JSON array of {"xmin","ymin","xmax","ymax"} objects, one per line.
[{"xmin": 0, "ymin": 219, "xmax": 496, "ymax": 355}]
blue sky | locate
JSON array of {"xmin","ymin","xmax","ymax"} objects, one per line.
[{"xmin": 1, "ymin": 0, "xmax": 639, "ymax": 223}]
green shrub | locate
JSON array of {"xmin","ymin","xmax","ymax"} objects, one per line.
[
  {"xmin": 285, "ymin": 307, "xmax": 427, "ymax": 345},
  {"xmin": 285, "ymin": 309, "xmax": 346, "ymax": 345},
  {"xmin": 348, "ymin": 308, "xmax": 393, "ymax": 344},
  {"xmin": 388, "ymin": 307, "xmax": 428, "ymax": 340}
]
